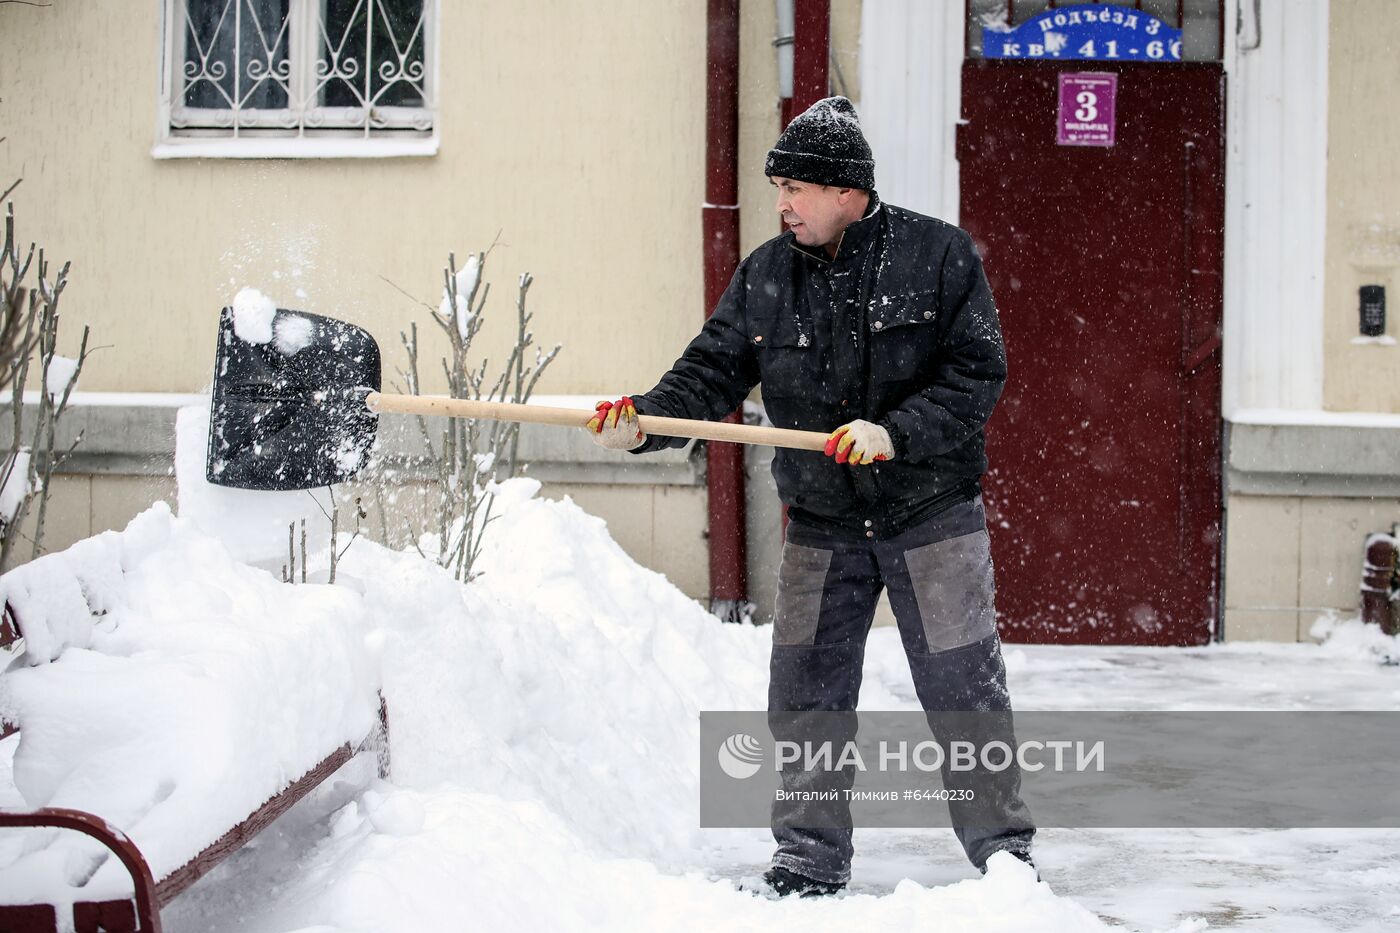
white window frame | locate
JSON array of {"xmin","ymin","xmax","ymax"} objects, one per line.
[{"xmin": 154, "ymin": 0, "xmax": 440, "ymax": 159}]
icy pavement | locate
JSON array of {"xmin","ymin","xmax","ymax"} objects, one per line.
[
  {"xmin": 685, "ymin": 633, "xmax": 1400, "ymax": 932},
  {"xmin": 859, "ymin": 634, "xmax": 1400, "ymax": 931}
]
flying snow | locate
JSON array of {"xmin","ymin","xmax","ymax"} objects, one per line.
[
  {"xmin": 272, "ymin": 313, "xmax": 315, "ymax": 357},
  {"xmin": 232, "ymin": 287, "xmax": 276, "ymax": 344}
]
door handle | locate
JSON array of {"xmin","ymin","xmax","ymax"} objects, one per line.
[
  {"xmin": 955, "ymin": 120, "xmax": 975, "ymax": 162},
  {"xmin": 1183, "ymin": 333, "xmax": 1222, "ymax": 374}
]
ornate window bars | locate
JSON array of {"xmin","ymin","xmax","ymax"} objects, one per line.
[{"xmin": 161, "ymin": 0, "xmax": 435, "ymax": 140}]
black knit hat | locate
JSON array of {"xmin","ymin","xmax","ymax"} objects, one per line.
[{"xmin": 764, "ymin": 96, "xmax": 875, "ymax": 190}]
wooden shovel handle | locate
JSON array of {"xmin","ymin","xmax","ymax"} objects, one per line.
[{"xmin": 363, "ymin": 392, "xmax": 830, "ymax": 452}]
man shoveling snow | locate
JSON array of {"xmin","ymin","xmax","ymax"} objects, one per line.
[{"xmin": 588, "ymin": 96, "xmax": 1036, "ymax": 897}]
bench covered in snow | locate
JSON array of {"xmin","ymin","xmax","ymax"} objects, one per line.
[{"xmin": 0, "ymin": 503, "xmax": 388, "ymax": 932}]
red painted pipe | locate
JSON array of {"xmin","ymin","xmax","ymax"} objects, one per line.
[
  {"xmin": 792, "ymin": 0, "xmax": 831, "ymax": 114},
  {"xmin": 704, "ymin": 0, "xmax": 746, "ymax": 614}
]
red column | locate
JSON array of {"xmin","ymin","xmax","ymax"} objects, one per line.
[
  {"xmin": 703, "ymin": 0, "xmax": 746, "ymax": 613},
  {"xmin": 790, "ymin": 0, "xmax": 831, "ymax": 118}
]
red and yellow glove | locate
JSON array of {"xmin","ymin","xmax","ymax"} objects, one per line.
[
  {"xmin": 585, "ymin": 397, "xmax": 646, "ymax": 450},
  {"xmin": 824, "ymin": 420, "xmax": 894, "ymax": 466}
]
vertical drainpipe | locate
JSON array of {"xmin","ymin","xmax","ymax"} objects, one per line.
[
  {"xmin": 790, "ymin": 0, "xmax": 831, "ymax": 118},
  {"xmin": 704, "ymin": 0, "xmax": 747, "ymax": 622},
  {"xmin": 775, "ymin": 1, "xmax": 829, "ymax": 543}
]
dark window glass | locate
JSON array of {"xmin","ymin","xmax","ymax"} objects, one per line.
[
  {"xmin": 320, "ymin": 0, "xmax": 427, "ymax": 109},
  {"xmin": 183, "ymin": 0, "xmax": 291, "ymax": 110}
]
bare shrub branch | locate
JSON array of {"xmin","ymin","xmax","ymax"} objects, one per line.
[
  {"xmin": 0, "ymin": 202, "xmax": 95, "ymax": 570},
  {"xmin": 375, "ymin": 248, "xmax": 560, "ymax": 582}
]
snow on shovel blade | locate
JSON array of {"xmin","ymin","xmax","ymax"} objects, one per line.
[{"xmin": 207, "ymin": 306, "xmax": 381, "ymax": 491}]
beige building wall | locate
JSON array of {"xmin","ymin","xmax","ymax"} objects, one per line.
[
  {"xmin": 1, "ymin": 1, "xmax": 864, "ymax": 397},
  {"xmin": 1224, "ymin": 493, "xmax": 1400, "ymax": 641},
  {"xmin": 1324, "ymin": 0, "xmax": 1400, "ymax": 412},
  {"xmin": 0, "ymin": 1, "xmax": 721, "ymax": 595},
  {"xmin": 829, "ymin": 1, "xmax": 863, "ymax": 106},
  {"xmin": 1, "ymin": 3, "xmax": 865, "ymax": 605},
  {"xmin": 738, "ymin": 0, "xmax": 782, "ymax": 256},
  {"xmin": 0, "ymin": 1, "xmax": 708, "ymax": 398}
]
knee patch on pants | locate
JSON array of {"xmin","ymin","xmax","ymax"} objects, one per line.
[
  {"xmin": 774, "ymin": 541, "xmax": 833, "ymax": 646},
  {"xmin": 903, "ymin": 528, "xmax": 997, "ymax": 653}
]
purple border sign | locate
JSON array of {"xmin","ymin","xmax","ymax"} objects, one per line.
[{"xmin": 1057, "ymin": 72, "xmax": 1118, "ymax": 147}]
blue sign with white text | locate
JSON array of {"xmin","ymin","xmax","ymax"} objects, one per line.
[{"xmin": 982, "ymin": 7, "xmax": 1183, "ymax": 62}]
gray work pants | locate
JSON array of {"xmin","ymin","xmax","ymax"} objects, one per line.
[{"xmin": 768, "ymin": 495, "xmax": 1035, "ymax": 885}]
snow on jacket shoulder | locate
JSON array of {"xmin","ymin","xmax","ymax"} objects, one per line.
[{"xmin": 631, "ymin": 200, "xmax": 1006, "ymax": 535}]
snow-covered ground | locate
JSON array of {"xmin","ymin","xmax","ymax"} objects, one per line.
[
  {"xmin": 2, "ymin": 403, "xmax": 1398, "ymax": 931},
  {"xmin": 157, "ymin": 626, "xmax": 1400, "ymax": 933}
]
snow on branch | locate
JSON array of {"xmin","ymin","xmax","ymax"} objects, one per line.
[{"xmin": 377, "ymin": 246, "xmax": 561, "ymax": 583}]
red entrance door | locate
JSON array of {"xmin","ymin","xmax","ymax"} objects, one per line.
[{"xmin": 958, "ymin": 61, "xmax": 1224, "ymax": 646}]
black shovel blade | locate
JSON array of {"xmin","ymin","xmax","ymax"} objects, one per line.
[{"xmin": 207, "ymin": 306, "xmax": 381, "ymax": 490}]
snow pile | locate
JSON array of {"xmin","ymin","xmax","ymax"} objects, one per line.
[
  {"xmin": 231, "ymin": 287, "xmax": 276, "ymax": 344},
  {"xmin": 254, "ymin": 810, "xmax": 1107, "ymax": 933},
  {"xmin": 173, "ymin": 483, "xmax": 1115, "ymax": 932},
  {"xmin": 0, "ymin": 526, "xmax": 122, "ymax": 663},
  {"xmin": 0, "ymin": 502, "xmax": 380, "ymax": 905},
  {"xmin": 1310, "ymin": 614, "xmax": 1400, "ymax": 664},
  {"xmin": 336, "ymin": 478, "xmax": 768, "ymax": 864}
]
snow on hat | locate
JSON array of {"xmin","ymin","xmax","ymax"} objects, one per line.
[{"xmin": 764, "ymin": 96, "xmax": 875, "ymax": 191}]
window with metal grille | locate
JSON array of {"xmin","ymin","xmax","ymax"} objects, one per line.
[
  {"xmin": 966, "ymin": 0, "xmax": 1225, "ymax": 62},
  {"xmin": 158, "ymin": 0, "xmax": 436, "ymax": 156}
]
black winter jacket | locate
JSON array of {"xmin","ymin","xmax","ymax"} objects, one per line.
[{"xmin": 632, "ymin": 197, "xmax": 1007, "ymax": 537}]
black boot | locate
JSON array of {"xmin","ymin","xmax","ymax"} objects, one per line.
[{"xmin": 763, "ymin": 866, "xmax": 845, "ymax": 898}]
